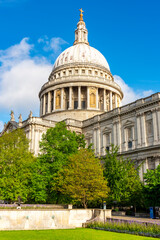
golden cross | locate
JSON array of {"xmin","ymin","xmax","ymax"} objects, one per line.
[{"xmin": 79, "ymin": 8, "xmax": 84, "ymax": 21}]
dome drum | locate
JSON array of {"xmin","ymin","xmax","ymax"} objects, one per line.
[{"xmin": 40, "ymin": 85, "xmax": 122, "ymax": 121}]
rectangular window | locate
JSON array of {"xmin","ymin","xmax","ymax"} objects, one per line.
[
  {"xmin": 146, "ymin": 120, "xmax": 153, "ymax": 137},
  {"xmin": 81, "ymin": 101, "xmax": 86, "ymax": 109},
  {"xmin": 128, "ymin": 141, "xmax": 132, "ymax": 149},
  {"xmin": 74, "ymin": 101, "xmax": 78, "ymax": 109},
  {"xmin": 128, "ymin": 128, "xmax": 132, "ymax": 140},
  {"xmin": 67, "ymin": 101, "xmax": 69, "ymax": 109}
]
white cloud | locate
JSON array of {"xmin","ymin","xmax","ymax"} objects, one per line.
[
  {"xmin": 0, "ymin": 38, "xmax": 33, "ymax": 69},
  {"xmin": 38, "ymin": 36, "xmax": 68, "ymax": 54},
  {"xmin": 0, "ymin": 38, "xmax": 53, "ymax": 121},
  {"xmin": 114, "ymin": 75, "xmax": 154, "ymax": 105}
]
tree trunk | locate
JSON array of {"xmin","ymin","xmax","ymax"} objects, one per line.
[{"xmin": 83, "ymin": 198, "xmax": 87, "ymax": 209}]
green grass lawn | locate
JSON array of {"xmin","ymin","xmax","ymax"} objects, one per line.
[{"xmin": 0, "ymin": 228, "xmax": 157, "ymax": 240}]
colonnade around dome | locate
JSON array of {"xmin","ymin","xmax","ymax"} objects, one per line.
[{"xmin": 40, "ymin": 86, "xmax": 121, "ymax": 118}]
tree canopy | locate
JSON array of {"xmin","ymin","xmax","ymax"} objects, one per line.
[
  {"xmin": 103, "ymin": 145, "xmax": 142, "ymax": 207},
  {"xmin": 30, "ymin": 122, "xmax": 86, "ymax": 203},
  {"xmin": 143, "ymin": 165, "xmax": 160, "ymax": 207},
  {"xmin": 56, "ymin": 149, "xmax": 109, "ymax": 208},
  {"xmin": 0, "ymin": 129, "xmax": 35, "ymax": 203}
]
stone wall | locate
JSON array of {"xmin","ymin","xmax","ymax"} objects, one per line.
[{"xmin": 0, "ymin": 209, "xmax": 111, "ymax": 230}]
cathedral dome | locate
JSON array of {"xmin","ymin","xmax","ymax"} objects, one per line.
[
  {"xmin": 53, "ymin": 44, "xmax": 110, "ymax": 71},
  {"xmin": 39, "ymin": 10, "xmax": 123, "ymax": 122}
]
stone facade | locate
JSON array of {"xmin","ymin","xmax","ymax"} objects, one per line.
[
  {"xmin": 83, "ymin": 93, "xmax": 160, "ymax": 180},
  {"xmin": 1, "ymin": 14, "xmax": 160, "ymax": 179}
]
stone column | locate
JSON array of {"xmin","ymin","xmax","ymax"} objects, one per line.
[
  {"xmin": 157, "ymin": 108, "xmax": 160, "ymax": 140},
  {"xmin": 152, "ymin": 109, "xmax": 158, "ymax": 143},
  {"xmin": 115, "ymin": 94, "xmax": 117, "ymax": 108},
  {"xmin": 43, "ymin": 94, "xmax": 46, "ymax": 115},
  {"xmin": 52, "ymin": 91, "xmax": 54, "ymax": 112},
  {"xmin": 96, "ymin": 88, "xmax": 99, "ymax": 109},
  {"xmin": 141, "ymin": 113, "xmax": 146, "ymax": 147},
  {"xmin": 47, "ymin": 92, "xmax": 51, "ymax": 113},
  {"xmin": 136, "ymin": 114, "xmax": 141, "ymax": 147},
  {"xmin": 102, "ymin": 133, "xmax": 106, "ymax": 155},
  {"xmin": 40, "ymin": 97, "xmax": 43, "ymax": 116},
  {"xmin": 123, "ymin": 128, "xmax": 127, "ymax": 151},
  {"xmin": 132, "ymin": 126, "xmax": 135, "ymax": 149},
  {"xmin": 78, "ymin": 86, "xmax": 81, "ymax": 109},
  {"xmin": 97, "ymin": 127, "xmax": 100, "ymax": 155},
  {"xmin": 61, "ymin": 88, "xmax": 64, "ymax": 110},
  {"xmin": 31, "ymin": 125, "xmax": 35, "ymax": 151},
  {"xmin": 34, "ymin": 130, "xmax": 38, "ymax": 156},
  {"xmin": 87, "ymin": 87, "xmax": 90, "ymax": 109},
  {"xmin": 93, "ymin": 128, "xmax": 97, "ymax": 153},
  {"xmin": 110, "ymin": 91, "xmax": 112, "ymax": 110},
  {"xmin": 103, "ymin": 89, "xmax": 106, "ymax": 111},
  {"xmin": 143, "ymin": 159, "xmax": 148, "ymax": 174},
  {"xmin": 113, "ymin": 123, "xmax": 117, "ymax": 146},
  {"xmin": 92, "ymin": 129, "xmax": 94, "ymax": 150},
  {"xmin": 68, "ymin": 87, "xmax": 72, "ymax": 110},
  {"xmin": 117, "ymin": 120, "xmax": 121, "ymax": 151},
  {"xmin": 28, "ymin": 125, "xmax": 32, "ymax": 150},
  {"xmin": 54, "ymin": 90, "xmax": 56, "ymax": 111}
]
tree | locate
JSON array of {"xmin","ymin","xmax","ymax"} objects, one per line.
[
  {"xmin": 30, "ymin": 122, "xmax": 86, "ymax": 203},
  {"xmin": 143, "ymin": 165, "xmax": 160, "ymax": 207},
  {"xmin": 103, "ymin": 145, "xmax": 142, "ymax": 208},
  {"xmin": 56, "ymin": 149, "xmax": 109, "ymax": 208},
  {"xmin": 0, "ymin": 129, "xmax": 35, "ymax": 203}
]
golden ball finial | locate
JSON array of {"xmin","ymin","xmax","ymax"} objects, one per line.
[{"xmin": 79, "ymin": 8, "xmax": 84, "ymax": 21}]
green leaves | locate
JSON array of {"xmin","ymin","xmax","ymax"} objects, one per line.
[
  {"xmin": 0, "ymin": 129, "xmax": 35, "ymax": 203},
  {"xmin": 103, "ymin": 145, "xmax": 142, "ymax": 207},
  {"xmin": 56, "ymin": 149, "xmax": 109, "ymax": 208},
  {"xmin": 143, "ymin": 165, "xmax": 160, "ymax": 207},
  {"xmin": 30, "ymin": 122, "xmax": 86, "ymax": 204}
]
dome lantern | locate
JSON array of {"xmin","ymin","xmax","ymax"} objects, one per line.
[{"xmin": 74, "ymin": 9, "xmax": 89, "ymax": 46}]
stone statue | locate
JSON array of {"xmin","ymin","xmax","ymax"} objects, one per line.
[
  {"xmin": 18, "ymin": 114, "xmax": 22, "ymax": 123},
  {"xmin": 28, "ymin": 111, "xmax": 33, "ymax": 118},
  {"xmin": 10, "ymin": 110, "xmax": 15, "ymax": 121}
]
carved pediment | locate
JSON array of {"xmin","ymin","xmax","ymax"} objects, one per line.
[
  {"xmin": 85, "ymin": 132, "xmax": 92, "ymax": 138},
  {"xmin": 102, "ymin": 127, "xmax": 112, "ymax": 133},
  {"xmin": 123, "ymin": 120, "xmax": 135, "ymax": 128},
  {"xmin": 0, "ymin": 121, "xmax": 18, "ymax": 136}
]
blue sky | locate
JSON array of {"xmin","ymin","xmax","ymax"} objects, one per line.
[{"xmin": 0, "ymin": 0, "xmax": 160, "ymax": 130}]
